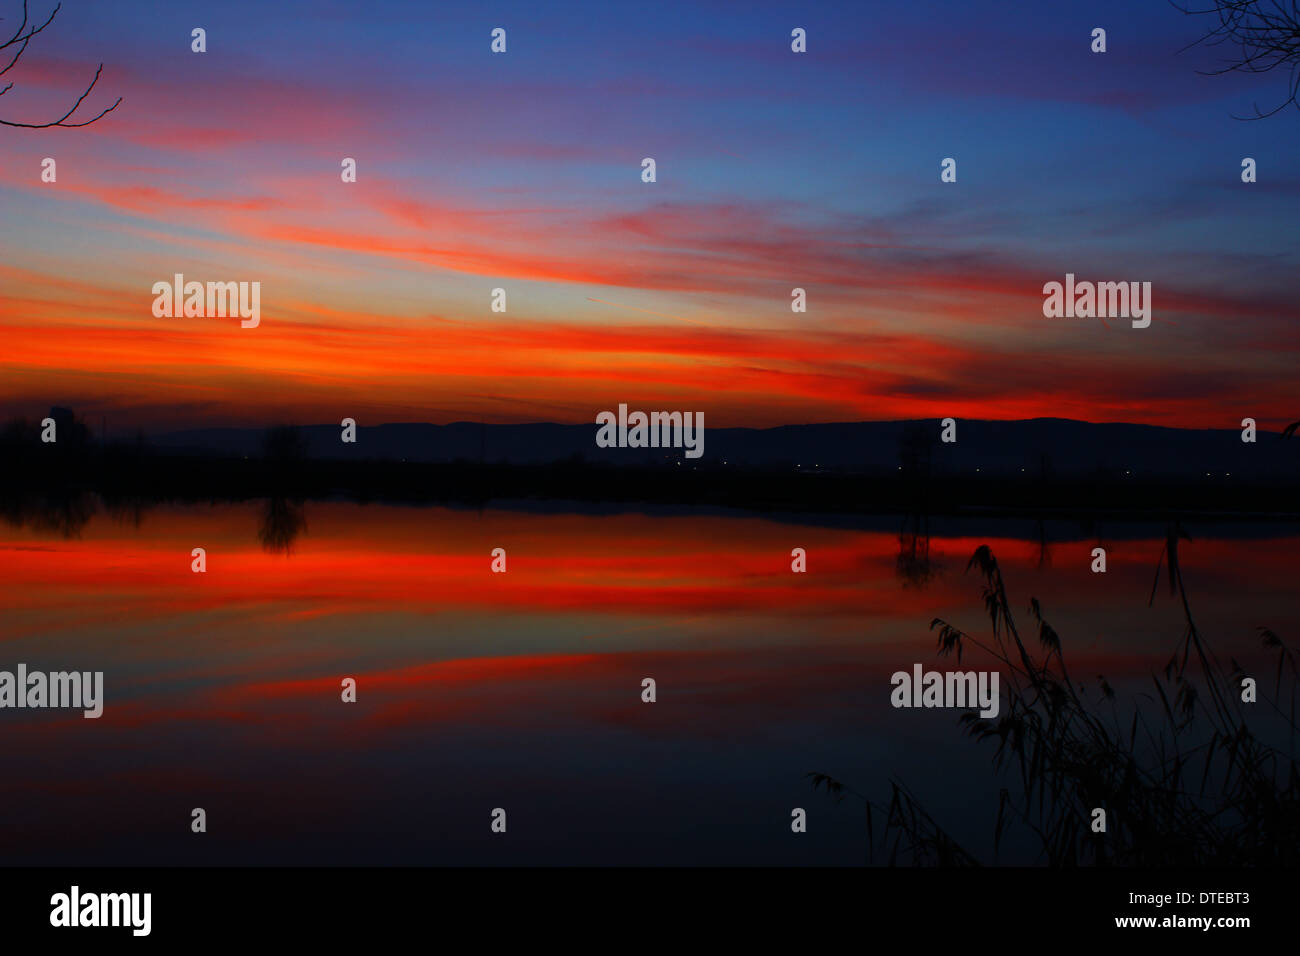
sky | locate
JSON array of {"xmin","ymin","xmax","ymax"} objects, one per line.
[{"xmin": 1, "ymin": 0, "xmax": 1298, "ymax": 431}]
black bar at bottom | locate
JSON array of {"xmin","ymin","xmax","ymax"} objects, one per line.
[{"xmin": 0, "ymin": 867, "xmax": 1287, "ymax": 943}]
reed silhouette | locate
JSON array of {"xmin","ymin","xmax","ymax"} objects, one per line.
[{"xmin": 812, "ymin": 526, "xmax": 1300, "ymax": 865}]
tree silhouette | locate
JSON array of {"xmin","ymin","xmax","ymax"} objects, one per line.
[
  {"xmin": 1175, "ymin": 0, "xmax": 1300, "ymax": 118},
  {"xmin": 1, "ymin": 1, "xmax": 120, "ymax": 128}
]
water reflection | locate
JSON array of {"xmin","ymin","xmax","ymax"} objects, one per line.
[
  {"xmin": 259, "ymin": 497, "xmax": 308, "ymax": 554},
  {"xmin": 0, "ymin": 498, "xmax": 1295, "ymax": 865},
  {"xmin": 896, "ymin": 512, "xmax": 935, "ymax": 587},
  {"xmin": 0, "ymin": 490, "xmax": 98, "ymax": 538}
]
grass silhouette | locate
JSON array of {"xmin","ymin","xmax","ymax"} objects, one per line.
[{"xmin": 812, "ymin": 527, "xmax": 1300, "ymax": 865}]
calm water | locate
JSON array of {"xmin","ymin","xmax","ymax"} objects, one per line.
[{"xmin": 1, "ymin": 498, "xmax": 1296, "ymax": 864}]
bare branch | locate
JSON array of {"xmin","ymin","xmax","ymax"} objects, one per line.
[
  {"xmin": 0, "ymin": 61, "xmax": 120, "ymax": 127},
  {"xmin": 0, "ymin": 2, "xmax": 121, "ymax": 129},
  {"xmin": 1, "ymin": 1, "xmax": 60, "ymax": 52},
  {"xmin": 0, "ymin": 34, "xmax": 32, "ymax": 78},
  {"xmin": 1172, "ymin": 0, "xmax": 1300, "ymax": 118}
]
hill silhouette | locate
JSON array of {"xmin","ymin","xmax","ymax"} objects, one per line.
[
  {"xmin": 3, "ymin": 413, "xmax": 1297, "ymax": 519},
  {"xmin": 145, "ymin": 417, "xmax": 1299, "ymax": 480}
]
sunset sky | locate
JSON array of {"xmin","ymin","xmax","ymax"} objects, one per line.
[{"xmin": 2, "ymin": 0, "xmax": 1298, "ymax": 431}]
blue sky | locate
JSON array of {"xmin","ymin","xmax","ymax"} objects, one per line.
[{"xmin": 1, "ymin": 0, "xmax": 1296, "ymax": 428}]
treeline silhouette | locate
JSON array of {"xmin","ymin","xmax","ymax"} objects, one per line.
[{"xmin": 2, "ymin": 411, "xmax": 1298, "ymax": 519}]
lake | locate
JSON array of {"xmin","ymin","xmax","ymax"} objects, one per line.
[{"xmin": 1, "ymin": 498, "xmax": 1296, "ymax": 864}]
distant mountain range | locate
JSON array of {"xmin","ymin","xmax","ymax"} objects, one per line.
[{"xmin": 148, "ymin": 418, "xmax": 1300, "ymax": 480}]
